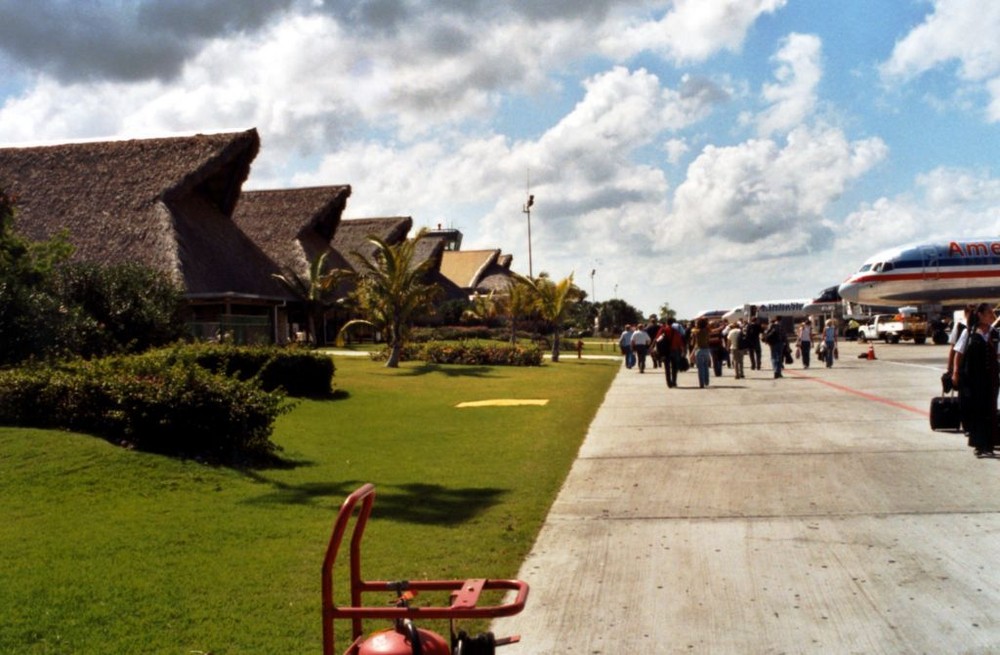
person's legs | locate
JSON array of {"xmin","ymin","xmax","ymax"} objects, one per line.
[
  {"xmin": 770, "ymin": 345, "xmax": 783, "ymax": 377},
  {"xmin": 696, "ymin": 349, "xmax": 711, "ymax": 387}
]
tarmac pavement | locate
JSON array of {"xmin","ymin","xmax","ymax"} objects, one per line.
[{"xmin": 492, "ymin": 340, "xmax": 1000, "ymax": 654}]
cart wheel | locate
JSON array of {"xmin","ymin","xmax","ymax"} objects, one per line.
[{"xmin": 454, "ymin": 630, "xmax": 495, "ymax": 655}]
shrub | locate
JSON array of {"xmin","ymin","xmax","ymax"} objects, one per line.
[
  {"xmin": 135, "ymin": 343, "xmax": 335, "ymax": 397},
  {"xmin": 422, "ymin": 341, "xmax": 543, "ymax": 366},
  {"xmin": 53, "ymin": 262, "xmax": 187, "ymax": 356},
  {"xmin": 0, "ymin": 356, "xmax": 290, "ymax": 462},
  {"xmin": 410, "ymin": 326, "xmax": 538, "ymax": 342},
  {"xmin": 370, "ymin": 341, "xmax": 543, "ymax": 366},
  {"xmin": 368, "ymin": 343, "xmax": 423, "ymax": 363}
]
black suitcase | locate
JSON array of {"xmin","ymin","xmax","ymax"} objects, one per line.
[{"xmin": 930, "ymin": 394, "xmax": 961, "ymax": 431}]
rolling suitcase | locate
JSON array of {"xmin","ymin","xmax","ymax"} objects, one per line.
[{"xmin": 930, "ymin": 393, "xmax": 961, "ymax": 431}]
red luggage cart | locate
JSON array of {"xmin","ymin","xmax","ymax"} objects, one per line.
[{"xmin": 322, "ymin": 483, "xmax": 529, "ymax": 655}]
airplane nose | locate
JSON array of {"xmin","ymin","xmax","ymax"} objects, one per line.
[{"xmin": 838, "ymin": 280, "xmax": 859, "ymax": 303}]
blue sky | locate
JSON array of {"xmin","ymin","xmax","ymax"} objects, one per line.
[{"xmin": 1, "ymin": 0, "xmax": 998, "ymax": 317}]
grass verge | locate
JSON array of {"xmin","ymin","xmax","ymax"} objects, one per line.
[{"xmin": 0, "ymin": 355, "xmax": 618, "ymax": 653}]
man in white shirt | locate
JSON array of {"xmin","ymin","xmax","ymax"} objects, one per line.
[{"xmin": 631, "ymin": 323, "xmax": 652, "ymax": 373}]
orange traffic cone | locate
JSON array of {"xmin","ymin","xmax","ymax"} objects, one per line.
[{"xmin": 867, "ymin": 344, "xmax": 876, "ymax": 360}]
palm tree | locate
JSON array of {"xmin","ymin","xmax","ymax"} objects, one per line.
[
  {"xmin": 272, "ymin": 252, "xmax": 350, "ymax": 345},
  {"xmin": 462, "ymin": 290, "xmax": 501, "ymax": 325},
  {"xmin": 514, "ymin": 272, "xmax": 581, "ymax": 362},
  {"xmin": 502, "ymin": 276, "xmax": 537, "ymax": 345},
  {"xmin": 349, "ymin": 229, "xmax": 440, "ymax": 368}
]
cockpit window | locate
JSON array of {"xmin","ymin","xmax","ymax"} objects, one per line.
[
  {"xmin": 882, "ymin": 262, "xmax": 893, "ymax": 272},
  {"xmin": 859, "ymin": 264, "xmax": 871, "ymax": 273},
  {"xmin": 873, "ymin": 263, "xmax": 883, "ymax": 272}
]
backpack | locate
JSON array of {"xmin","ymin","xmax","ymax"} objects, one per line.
[
  {"xmin": 764, "ymin": 324, "xmax": 780, "ymax": 346},
  {"xmin": 738, "ymin": 328, "xmax": 750, "ymax": 350},
  {"xmin": 654, "ymin": 327, "xmax": 672, "ymax": 356}
]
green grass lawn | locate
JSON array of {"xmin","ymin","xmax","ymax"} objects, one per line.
[{"xmin": 0, "ymin": 355, "xmax": 619, "ymax": 654}]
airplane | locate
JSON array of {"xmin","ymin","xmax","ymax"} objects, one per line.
[
  {"xmin": 722, "ymin": 299, "xmax": 814, "ymax": 322},
  {"xmin": 838, "ymin": 239, "xmax": 1000, "ymax": 309},
  {"xmin": 801, "ymin": 285, "xmax": 841, "ymax": 315},
  {"xmin": 694, "ymin": 308, "xmax": 728, "ymax": 321}
]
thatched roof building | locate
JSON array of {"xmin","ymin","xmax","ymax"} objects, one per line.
[
  {"xmin": 439, "ymin": 249, "xmax": 516, "ymax": 297},
  {"xmin": 233, "ymin": 185, "xmax": 352, "ymax": 281},
  {"xmin": 0, "ymin": 128, "xmax": 286, "ymax": 301},
  {"xmin": 0, "ymin": 128, "xmax": 521, "ymax": 341},
  {"xmin": 331, "ymin": 216, "xmax": 412, "ymax": 272}
]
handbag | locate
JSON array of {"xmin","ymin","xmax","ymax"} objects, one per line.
[
  {"xmin": 679, "ymin": 357, "xmax": 690, "ymax": 372},
  {"xmin": 783, "ymin": 344, "xmax": 794, "ymax": 365}
]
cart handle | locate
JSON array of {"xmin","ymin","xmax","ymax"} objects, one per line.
[{"xmin": 321, "ymin": 484, "xmax": 529, "ymax": 655}]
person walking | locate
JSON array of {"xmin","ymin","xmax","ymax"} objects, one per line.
[
  {"xmin": 728, "ymin": 320, "xmax": 746, "ymax": 379},
  {"xmin": 764, "ymin": 316, "xmax": 786, "ymax": 379},
  {"xmin": 746, "ymin": 316, "xmax": 763, "ymax": 370},
  {"xmin": 709, "ymin": 321, "xmax": 726, "ymax": 377},
  {"xmin": 619, "ymin": 325, "xmax": 635, "ymax": 369},
  {"xmin": 655, "ymin": 320, "xmax": 686, "ymax": 388},
  {"xmin": 631, "ymin": 323, "xmax": 651, "ymax": 373},
  {"xmin": 645, "ymin": 317, "xmax": 661, "ymax": 369},
  {"xmin": 798, "ymin": 319, "xmax": 813, "ymax": 369},
  {"xmin": 690, "ymin": 317, "xmax": 712, "ymax": 388},
  {"xmin": 822, "ymin": 318, "xmax": 838, "ymax": 368},
  {"xmin": 951, "ymin": 303, "xmax": 999, "ymax": 458}
]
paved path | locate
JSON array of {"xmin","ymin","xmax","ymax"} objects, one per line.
[{"xmin": 493, "ymin": 341, "xmax": 1000, "ymax": 654}]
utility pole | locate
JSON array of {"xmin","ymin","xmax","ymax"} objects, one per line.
[{"xmin": 522, "ymin": 171, "xmax": 534, "ymax": 278}]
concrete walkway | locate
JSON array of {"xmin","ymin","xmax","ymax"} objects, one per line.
[{"xmin": 492, "ymin": 341, "xmax": 1000, "ymax": 654}]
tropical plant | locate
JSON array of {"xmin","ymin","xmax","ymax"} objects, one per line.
[
  {"xmin": 271, "ymin": 252, "xmax": 351, "ymax": 345},
  {"xmin": 501, "ymin": 275, "xmax": 538, "ymax": 345},
  {"xmin": 0, "ymin": 187, "xmax": 89, "ymax": 365},
  {"xmin": 514, "ymin": 272, "xmax": 582, "ymax": 362},
  {"xmin": 348, "ymin": 229, "xmax": 441, "ymax": 368},
  {"xmin": 461, "ymin": 290, "xmax": 501, "ymax": 325},
  {"xmin": 54, "ymin": 262, "xmax": 187, "ymax": 355}
]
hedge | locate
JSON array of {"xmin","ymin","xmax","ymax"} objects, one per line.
[
  {"xmin": 0, "ymin": 355, "xmax": 291, "ymax": 462},
  {"xmin": 135, "ymin": 343, "xmax": 335, "ymax": 397},
  {"xmin": 371, "ymin": 341, "xmax": 544, "ymax": 366}
]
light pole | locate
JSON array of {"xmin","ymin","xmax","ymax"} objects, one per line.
[
  {"xmin": 590, "ymin": 269, "xmax": 596, "ymax": 301},
  {"xmin": 522, "ymin": 192, "xmax": 534, "ymax": 278}
]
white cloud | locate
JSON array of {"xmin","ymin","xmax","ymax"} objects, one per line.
[
  {"xmin": 663, "ymin": 125, "xmax": 888, "ymax": 257},
  {"xmin": 838, "ymin": 167, "xmax": 1000, "ymax": 257},
  {"xmin": 756, "ymin": 33, "xmax": 822, "ymax": 136},
  {"xmin": 881, "ymin": 0, "xmax": 1000, "ymax": 122},
  {"xmin": 296, "ymin": 66, "xmax": 684, "ymax": 255},
  {"xmin": 664, "ymin": 138, "xmax": 689, "ymax": 165},
  {"xmin": 602, "ymin": 0, "xmax": 788, "ymax": 63}
]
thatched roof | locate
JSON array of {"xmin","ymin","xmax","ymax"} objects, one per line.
[
  {"xmin": 331, "ymin": 216, "xmax": 413, "ymax": 273},
  {"xmin": 439, "ymin": 249, "xmax": 518, "ymax": 297},
  {"xmin": 233, "ymin": 185, "xmax": 352, "ymax": 279},
  {"xmin": 0, "ymin": 129, "xmax": 287, "ymax": 299},
  {"xmin": 478, "ymin": 252, "xmax": 517, "ymax": 293},
  {"xmin": 440, "ymin": 249, "xmax": 499, "ymax": 288}
]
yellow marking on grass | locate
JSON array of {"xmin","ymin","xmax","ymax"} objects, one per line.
[{"xmin": 455, "ymin": 399, "xmax": 550, "ymax": 408}]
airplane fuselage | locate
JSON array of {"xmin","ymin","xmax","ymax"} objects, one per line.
[{"xmin": 839, "ymin": 239, "xmax": 1000, "ymax": 306}]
